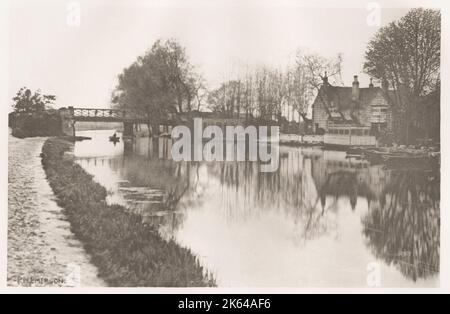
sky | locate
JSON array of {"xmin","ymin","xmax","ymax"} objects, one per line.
[{"xmin": 7, "ymin": 0, "xmax": 424, "ymax": 110}]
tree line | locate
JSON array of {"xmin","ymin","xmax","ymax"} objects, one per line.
[
  {"xmin": 110, "ymin": 8, "xmax": 439, "ymax": 143},
  {"xmin": 110, "ymin": 10, "xmax": 437, "ymax": 142},
  {"xmin": 111, "ymin": 37, "xmax": 344, "ymax": 134},
  {"xmin": 11, "ymin": 8, "xmax": 438, "ymax": 144},
  {"xmin": 207, "ymin": 53, "xmax": 343, "ymax": 125}
]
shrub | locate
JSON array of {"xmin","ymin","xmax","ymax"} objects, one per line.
[
  {"xmin": 316, "ymin": 128, "xmax": 325, "ymax": 135},
  {"xmin": 11, "ymin": 110, "xmax": 63, "ymax": 138}
]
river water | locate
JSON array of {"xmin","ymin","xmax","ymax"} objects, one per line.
[{"xmin": 73, "ymin": 130, "xmax": 440, "ymax": 287}]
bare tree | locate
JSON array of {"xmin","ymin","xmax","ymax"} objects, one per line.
[
  {"xmin": 289, "ymin": 51, "xmax": 343, "ymax": 131},
  {"xmin": 208, "ymin": 51, "xmax": 342, "ymax": 131}
]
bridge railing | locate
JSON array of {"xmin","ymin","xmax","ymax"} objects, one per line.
[
  {"xmin": 67, "ymin": 107, "xmax": 186, "ymax": 124},
  {"xmin": 73, "ymin": 108, "xmax": 131, "ymax": 119}
]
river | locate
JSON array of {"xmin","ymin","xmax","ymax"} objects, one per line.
[{"xmin": 73, "ymin": 130, "xmax": 440, "ymax": 287}]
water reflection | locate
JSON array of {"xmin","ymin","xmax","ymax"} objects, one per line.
[
  {"xmin": 362, "ymin": 170, "xmax": 440, "ymax": 281},
  {"xmin": 73, "ymin": 130, "xmax": 440, "ymax": 286}
]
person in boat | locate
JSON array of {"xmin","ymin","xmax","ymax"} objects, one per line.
[{"xmin": 110, "ymin": 132, "xmax": 119, "ymax": 141}]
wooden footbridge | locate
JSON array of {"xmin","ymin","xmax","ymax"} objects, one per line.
[
  {"xmin": 59, "ymin": 106, "xmax": 278, "ymax": 138},
  {"xmin": 59, "ymin": 106, "xmax": 181, "ymax": 137}
]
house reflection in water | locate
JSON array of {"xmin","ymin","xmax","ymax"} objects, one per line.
[
  {"xmin": 75, "ymin": 134, "xmax": 440, "ymax": 285},
  {"xmin": 305, "ymin": 149, "xmax": 439, "ymax": 281}
]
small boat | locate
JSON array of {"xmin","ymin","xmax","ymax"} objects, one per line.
[
  {"xmin": 346, "ymin": 154, "xmax": 363, "ymax": 160},
  {"xmin": 109, "ymin": 134, "xmax": 120, "ymax": 142},
  {"xmin": 346, "ymin": 147, "xmax": 365, "ymax": 156}
]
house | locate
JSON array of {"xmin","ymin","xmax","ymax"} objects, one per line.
[{"xmin": 312, "ymin": 75, "xmax": 393, "ymax": 138}]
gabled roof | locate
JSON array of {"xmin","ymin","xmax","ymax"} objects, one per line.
[
  {"xmin": 315, "ymin": 84, "xmax": 391, "ymax": 124},
  {"xmin": 320, "ymin": 85, "xmax": 384, "ymax": 111}
]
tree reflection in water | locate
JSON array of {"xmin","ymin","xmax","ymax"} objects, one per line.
[
  {"xmin": 109, "ymin": 138, "xmax": 440, "ymax": 282},
  {"xmin": 210, "ymin": 152, "xmax": 337, "ymax": 243},
  {"xmin": 121, "ymin": 143, "xmax": 339, "ymax": 243},
  {"xmin": 106, "ymin": 138, "xmax": 208, "ymax": 235},
  {"xmin": 362, "ymin": 170, "xmax": 440, "ymax": 281}
]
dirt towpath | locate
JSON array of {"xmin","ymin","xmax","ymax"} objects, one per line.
[{"xmin": 8, "ymin": 135, "xmax": 104, "ymax": 287}]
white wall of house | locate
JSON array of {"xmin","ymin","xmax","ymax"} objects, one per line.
[
  {"xmin": 312, "ymin": 88, "xmax": 393, "ymax": 134},
  {"xmin": 324, "ymin": 134, "xmax": 377, "ymax": 146}
]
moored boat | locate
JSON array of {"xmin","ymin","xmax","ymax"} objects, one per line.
[
  {"xmin": 382, "ymin": 154, "xmax": 439, "ymax": 169},
  {"xmin": 363, "ymin": 148, "xmax": 390, "ymax": 164}
]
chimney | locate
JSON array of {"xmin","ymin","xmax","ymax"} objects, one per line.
[
  {"xmin": 322, "ymin": 71, "xmax": 329, "ymax": 86},
  {"xmin": 352, "ymin": 75, "xmax": 359, "ymax": 101},
  {"xmin": 369, "ymin": 78, "xmax": 374, "ymax": 88}
]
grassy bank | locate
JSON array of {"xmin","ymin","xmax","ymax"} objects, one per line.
[{"xmin": 41, "ymin": 138, "xmax": 215, "ymax": 287}]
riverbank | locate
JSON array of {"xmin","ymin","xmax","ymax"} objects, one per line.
[
  {"xmin": 279, "ymin": 133, "xmax": 378, "ymax": 147},
  {"xmin": 346, "ymin": 146, "xmax": 440, "ymax": 170},
  {"xmin": 41, "ymin": 137, "xmax": 215, "ymax": 287},
  {"xmin": 8, "ymin": 135, "xmax": 104, "ymax": 287}
]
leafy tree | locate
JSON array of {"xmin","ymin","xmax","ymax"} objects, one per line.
[
  {"xmin": 112, "ymin": 39, "xmax": 202, "ymax": 135},
  {"xmin": 10, "ymin": 87, "xmax": 60, "ymax": 138},
  {"xmin": 364, "ymin": 8, "xmax": 440, "ymax": 143},
  {"xmin": 149, "ymin": 39, "xmax": 201, "ymax": 113},
  {"xmin": 12, "ymin": 87, "xmax": 56, "ymax": 113}
]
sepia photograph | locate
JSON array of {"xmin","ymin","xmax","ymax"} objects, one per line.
[{"xmin": 2, "ymin": 0, "xmax": 445, "ymax": 294}]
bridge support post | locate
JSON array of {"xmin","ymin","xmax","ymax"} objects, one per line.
[
  {"xmin": 59, "ymin": 107, "xmax": 76, "ymax": 137},
  {"xmin": 123, "ymin": 122, "xmax": 134, "ymax": 138}
]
